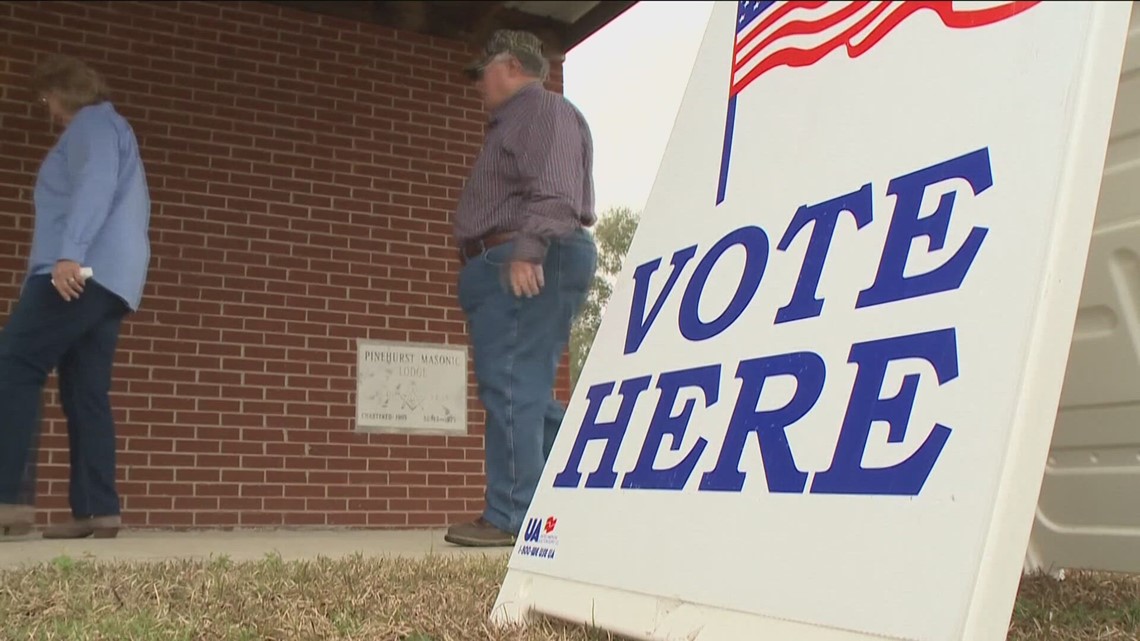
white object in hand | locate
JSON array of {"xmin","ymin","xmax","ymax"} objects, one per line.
[{"xmin": 52, "ymin": 267, "xmax": 93, "ymax": 287}]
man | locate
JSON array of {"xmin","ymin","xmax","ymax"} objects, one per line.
[{"xmin": 445, "ymin": 30, "xmax": 599, "ymax": 547}]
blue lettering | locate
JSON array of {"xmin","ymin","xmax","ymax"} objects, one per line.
[
  {"xmin": 624, "ymin": 246, "xmax": 698, "ymax": 355},
  {"xmin": 558, "ymin": 150, "xmax": 984, "ymax": 499},
  {"xmin": 524, "ymin": 519, "xmax": 542, "ymax": 543},
  {"xmin": 857, "ymin": 148, "xmax": 993, "ymax": 309},
  {"xmin": 811, "ymin": 329, "xmax": 958, "ymax": 496},
  {"xmin": 776, "ymin": 183, "xmax": 874, "ymax": 324},
  {"xmin": 700, "ymin": 352, "xmax": 826, "ymax": 493},
  {"xmin": 622, "ymin": 365, "xmax": 720, "ymax": 490},
  {"xmin": 678, "ymin": 226, "xmax": 769, "ymax": 342},
  {"xmin": 552, "ymin": 376, "xmax": 654, "ymax": 489}
]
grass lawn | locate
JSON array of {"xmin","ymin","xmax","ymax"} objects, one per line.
[{"xmin": 1, "ymin": 554, "xmax": 1138, "ymax": 640}]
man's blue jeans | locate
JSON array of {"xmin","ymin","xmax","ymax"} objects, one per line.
[
  {"xmin": 0, "ymin": 275, "xmax": 127, "ymax": 516},
  {"xmin": 458, "ymin": 229, "xmax": 597, "ymax": 535}
]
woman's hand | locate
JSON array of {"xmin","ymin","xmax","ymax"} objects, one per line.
[{"xmin": 51, "ymin": 260, "xmax": 86, "ymax": 301}]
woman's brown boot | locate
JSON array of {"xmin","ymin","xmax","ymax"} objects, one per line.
[
  {"xmin": 0, "ymin": 504, "xmax": 34, "ymax": 537},
  {"xmin": 42, "ymin": 515, "xmax": 120, "ymax": 539}
]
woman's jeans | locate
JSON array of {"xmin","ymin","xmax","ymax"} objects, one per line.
[
  {"xmin": 458, "ymin": 229, "xmax": 598, "ymax": 536},
  {"xmin": 0, "ymin": 275, "xmax": 127, "ymax": 517}
]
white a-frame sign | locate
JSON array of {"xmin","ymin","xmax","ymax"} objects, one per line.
[{"xmin": 493, "ymin": 2, "xmax": 1133, "ymax": 640}]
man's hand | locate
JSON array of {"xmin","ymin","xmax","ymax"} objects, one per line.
[
  {"xmin": 509, "ymin": 261, "xmax": 544, "ymax": 298},
  {"xmin": 51, "ymin": 260, "xmax": 86, "ymax": 301}
]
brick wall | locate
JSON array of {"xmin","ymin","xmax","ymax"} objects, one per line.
[{"xmin": 0, "ymin": 0, "xmax": 570, "ymax": 529}]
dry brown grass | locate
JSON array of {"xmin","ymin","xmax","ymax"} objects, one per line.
[
  {"xmin": 0, "ymin": 554, "xmax": 1137, "ymax": 640},
  {"xmin": 0, "ymin": 553, "xmax": 608, "ymax": 641},
  {"xmin": 1012, "ymin": 571, "xmax": 1140, "ymax": 640}
]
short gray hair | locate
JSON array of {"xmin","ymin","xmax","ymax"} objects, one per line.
[{"xmin": 495, "ymin": 50, "xmax": 549, "ymax": 82}]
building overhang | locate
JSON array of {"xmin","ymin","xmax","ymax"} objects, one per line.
[{"xmin": 263, "ymin": 1, "xmax": 638, "ymax": 57}]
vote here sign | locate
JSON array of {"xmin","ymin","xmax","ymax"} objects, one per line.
[{"xmin": 494, "ymin": 2, "xmax": 1133, "ymax": 640}]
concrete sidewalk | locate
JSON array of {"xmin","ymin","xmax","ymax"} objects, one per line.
[{"xmin": 0, "ymin": 529, "xmax": 508, "ymax": 569}]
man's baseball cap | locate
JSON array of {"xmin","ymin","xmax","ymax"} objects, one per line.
[{"xmin": 464, "ymin": 29, "xmax": 547, "ymax": 80}]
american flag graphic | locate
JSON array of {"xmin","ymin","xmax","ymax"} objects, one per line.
[{"xmin": 715, "ymin": 1, "xmax": 1041, "ymax": 205}]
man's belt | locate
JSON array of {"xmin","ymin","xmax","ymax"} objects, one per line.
[{"xmin": 459, "ymin": 231, "xmax": 515, "ymax": 265}]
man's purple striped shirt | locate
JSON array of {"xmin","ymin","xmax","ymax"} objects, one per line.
[{"xmin": 454, "ymin": 82, "xmax": 596, "ymax": 263}]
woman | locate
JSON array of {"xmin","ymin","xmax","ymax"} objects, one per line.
[{"xmin": 0, "ymin": 56, "xmax": 150, "ymax": 539}]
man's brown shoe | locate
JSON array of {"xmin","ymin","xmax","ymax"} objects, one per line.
[
  {"xmin": 444, "ymin": 517, "xmax": 516, "ymax": 547},
  {"xmin": 0, "ymin": 504, "xmax": 34, "ymax": 537},
  {"xmin": 42, "ymin": 515, "xmax": 121, "ymax": 540}
]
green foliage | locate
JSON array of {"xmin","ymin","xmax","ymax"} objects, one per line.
[{"xmin": 570, "ymin": 207, "xmax": 641, "ymax": 391}]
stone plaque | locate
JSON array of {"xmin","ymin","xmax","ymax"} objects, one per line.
[{"xmin": 355, "ymin": 339, "xmax": 468, "ymax": 435}]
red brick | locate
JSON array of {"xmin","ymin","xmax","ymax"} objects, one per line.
[
  {"xmin": 327, "ymin": 511, "xmax": 369, "ymax": 526},
  {"xmin": 284, "ymin": 510, "xmax": 328, "ymax": 526},
  {"xmin": 196, "ymin": 510, "xmax": 240, "ymax": 526},
  {"xmin": 177, "ymin": 468, "xmax": 222, "ymax": 483},
  {"xmin": 220, "ymin": 497, "xmax": 263, "ymax": 511},
  {"xmin": 147, "ymin": 510, "xmax": 194, "ymax": 526},
  {"xmin": 408, "ymin": 512, "xmax": 448, "ymax": 527},
  {"xmin": 241, "ymin": 511, "xmax": 284, "ymax": 526},
  {"xmin": 175, "ymin": 497, "xmax": 221, "ymax": 511},
  {"xmin": 368, "ymin": 511, "xmax": 409, "ymax": 526},
  {"xmin": 0, "ymin": 0, "xmax": 569, "ymax": 530}
]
